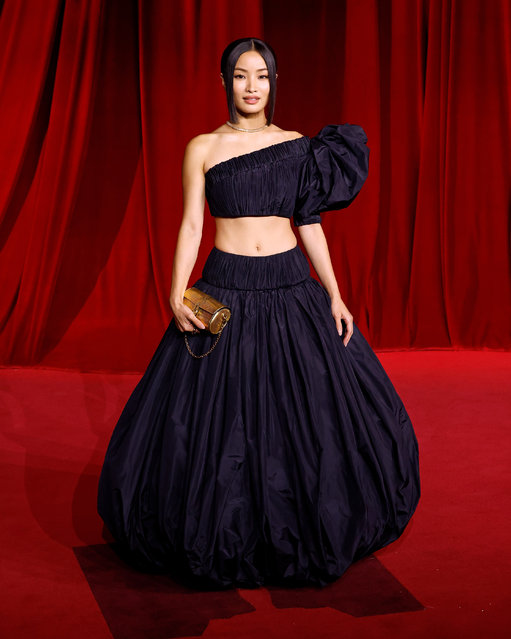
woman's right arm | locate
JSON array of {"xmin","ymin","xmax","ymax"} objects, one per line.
[{"xmin": 169, "ymin": 136, "xmax": 209, "ymax": 332}]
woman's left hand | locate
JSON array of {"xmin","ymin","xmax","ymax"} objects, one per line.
[{"xmin": 331, "ymin": 296, "xmax": 354, "ymax": 347}]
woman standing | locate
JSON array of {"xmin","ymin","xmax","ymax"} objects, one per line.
[{"xmin": 97, "ymin": 37, "xmax": 420, "ymax": 589}]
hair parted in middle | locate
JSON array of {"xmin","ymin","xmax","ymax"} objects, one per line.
[{"xmin": 220, "ymin": 37, "xmax": 277, "ymax": 125}]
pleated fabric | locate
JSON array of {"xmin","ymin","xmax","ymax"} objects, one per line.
[
  {"xmin": 204, "ymin": 123, "xmax": 369, "ymax": 227},
  {"xmin": 97, "ymin": 245, "xmax": 420, "ymax": 588}
]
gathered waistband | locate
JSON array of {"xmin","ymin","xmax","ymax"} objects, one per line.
[{"xmin": 201, "ymin": 245, "xmax": 311, "ymax": 290}]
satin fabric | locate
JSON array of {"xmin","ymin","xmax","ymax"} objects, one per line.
[
  {"xmin": 205, "ymin": 124, "xmax": 369, "ymax": 226},
  {"xmin": 97, "ymin": 245, "xmax": 420, "ymax": 588}
]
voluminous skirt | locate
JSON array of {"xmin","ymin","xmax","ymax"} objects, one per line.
[{"xmin": 97, "ymin": 245, "xmax": 420, "ymax": 588}]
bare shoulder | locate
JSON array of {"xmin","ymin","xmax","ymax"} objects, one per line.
[
  {"xmin": 183, "ymin": 133, "xmax": 215, "ymax": 158},
  {"xmin": 269, "ymin": 125, "xmax": 306, "ymax": 142},
  {"xmin": 182, "ymin": 133, "xmax": 221, "ymax": 174},
  {"xmin": 284, "ymin": 129, "xmax": 306, "ymax": 141}
]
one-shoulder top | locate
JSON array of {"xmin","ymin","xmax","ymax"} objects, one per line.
[{"xmin": 205, "ymin": 123, "xmax": 370, "ymax": 226}]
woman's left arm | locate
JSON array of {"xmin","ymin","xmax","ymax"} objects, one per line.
[{"xmin": 298, "ymin": 223, "xmax": 353, "ymax": 346}]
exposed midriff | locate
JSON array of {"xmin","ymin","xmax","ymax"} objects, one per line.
[{"xmin": 214, "ymin": 216, "xmax": 298, "ymax": 256}]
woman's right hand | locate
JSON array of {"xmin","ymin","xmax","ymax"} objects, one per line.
[{"xmin": 170, "ymin": 299, "xmax": 206, "ymax": 333}]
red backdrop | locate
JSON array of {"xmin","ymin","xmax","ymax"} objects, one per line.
[{"xmin": 0, "ymin": 0, "xmax": 509, "ymax": 372}]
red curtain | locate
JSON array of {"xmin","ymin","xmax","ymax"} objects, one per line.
[{"xmin": 0, "ymin": 0, "xmax": 509, "ymax": 372}]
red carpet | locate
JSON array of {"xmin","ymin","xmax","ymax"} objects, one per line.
[{"xmin": 1, "ymin": 351, "xmax": 510, "ymax": 638}]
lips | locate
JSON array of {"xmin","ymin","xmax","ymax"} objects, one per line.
[{"xmin": 243, "ymin": 97, "xmax": 259, "ymax": 103}]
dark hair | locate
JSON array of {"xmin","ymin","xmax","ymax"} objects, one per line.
[{"xmin": 220, "ymin": 38, "xmax": 277, "ymax": 125}]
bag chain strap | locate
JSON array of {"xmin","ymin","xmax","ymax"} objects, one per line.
[{"xmin": 184, "ymin": 314, "xmax": 228, "ymax": 359}]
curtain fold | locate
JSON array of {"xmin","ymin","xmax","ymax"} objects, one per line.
[
  {"xmin": 0, "ymin": 0, "xmax": 63, "ymax": 333},
  {"xmin": 0, "ymin": 0, "xmax": 508, "ymax": 371},
  {"xmin": 1, "ymin": 0, "xmax": 107, "ymax": 361},
  {"xmin": 264, "ymin": 0, "xmax": 511, "ymax": 349}
]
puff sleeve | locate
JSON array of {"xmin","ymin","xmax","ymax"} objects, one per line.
[{"xmin": 293, "ymin": 123, "xmax": 370, "ymax": 226}]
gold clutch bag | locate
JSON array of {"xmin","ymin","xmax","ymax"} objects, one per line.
[{"xmin": 182, "ymin": 287, "xmax": 231, "ymax": 358}]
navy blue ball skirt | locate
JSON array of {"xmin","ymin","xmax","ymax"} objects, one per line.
[{"xmin": 97, "ymin": 245, "xmax": 420, "ymax": 588}]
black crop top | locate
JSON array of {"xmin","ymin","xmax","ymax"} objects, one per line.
[{"xmin": 204, "ymin": 123, "xmax": 369, "ymax": 226}]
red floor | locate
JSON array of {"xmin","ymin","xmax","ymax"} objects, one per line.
[{"xmin": 1, "ymin": 351, "xmax": 510, "ymax": 638}]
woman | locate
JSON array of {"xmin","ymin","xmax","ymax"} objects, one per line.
[{"xmin": 97, "ymin": 37, "xmax": 420, "ymax": 589}]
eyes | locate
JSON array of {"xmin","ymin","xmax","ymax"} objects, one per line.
[{"xmin": 233, "ymin": 74, "xmax": 269, "ymax": 80}]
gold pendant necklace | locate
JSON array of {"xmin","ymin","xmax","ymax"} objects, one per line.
[{"xmin": 226, "ymin": 120, "xmax": 269, "ymax": 133}]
